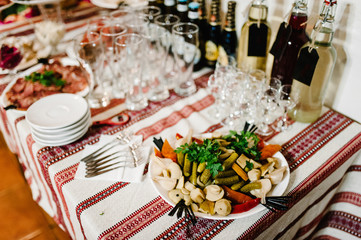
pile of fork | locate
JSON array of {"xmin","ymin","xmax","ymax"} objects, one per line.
[{"xmin": 81, "ymin": 132, "xmax": 145, "ymax": 178}]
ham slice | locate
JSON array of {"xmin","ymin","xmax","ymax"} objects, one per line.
[{"xmin": 6, "ymin": 61, "xmax": 88, "ymax": 109}]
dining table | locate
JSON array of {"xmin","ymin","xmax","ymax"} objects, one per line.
[{"xmin": 1, "ymin": 3, "xmax": 361, "ymax": 240}]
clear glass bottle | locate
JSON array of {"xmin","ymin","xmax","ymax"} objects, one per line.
[
  {"xmin": 236, "ymin": 0, "xmax": 271, "ymax": 72},
  {"xmin": 219, "ymin": 1, "xmax": 238, "ymax": 59},
  {"xmin": 188, "ymin": 2, "xmax": 204, "ymax": 71},
  {"xmin": 289, "ymin": 0, "xmax": 337, "ymax": 123},
  {"xmin": 270, "ymin": 0, "xmax": 309, "ymax": 86}
]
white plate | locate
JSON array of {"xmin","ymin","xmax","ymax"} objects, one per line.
[
  {"xmin": 31, "ymin": 112, "xmax": 91, "ymax": 140},
  {"xmin": 32, "ymin": 119, "xmax": 91, "ymax": 146},
  {"xmin": 0, "ymin": 2, "xmax": 14, "ymax": 11},
  {"xmin": 11, "ymin": 0, "xmax": 60, "ymax": 5},
  {"xmin": 90, "ymin": 0, "xmax": 120, "ymax": 9},
  {"xmin": 26, "ymin": 93, "xmax": 88, "ymax": 130},
  {"xmin": 0, "ymin": 57, "xmax": 90, "ymax": 114},
  {"xmin": 149, "ymin": 143, "xmax": 290, "ymax": 220}
]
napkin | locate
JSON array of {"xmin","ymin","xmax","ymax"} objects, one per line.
[{"xmin": 75, "ymin": 134, "xmax": 150, "ymax": 183}]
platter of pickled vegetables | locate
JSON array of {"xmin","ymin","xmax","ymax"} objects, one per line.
[{"xmin": 149, "ymin": 129, "xmax": 290, "ymax": 219}]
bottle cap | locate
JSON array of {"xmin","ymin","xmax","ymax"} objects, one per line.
[{"xmin": 189, "ymin": 2, "xmax": 200, "ymax": 10}]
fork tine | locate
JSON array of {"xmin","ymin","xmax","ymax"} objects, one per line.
[
  {"xmin": 86, "ymin": 161, "xmax": 121, "ymax": 173},
  {"xmin": 81, "ymin": 141, "xmax": 119, "ymax": 162},
  {"xmin": 85, "ymin": 166, "xmax": 122, "ymax": 178}
]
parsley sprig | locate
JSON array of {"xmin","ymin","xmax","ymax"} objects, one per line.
[
  {"xmin": 175, "ymin": 139, "xmax": 223, "ymax": 177},
  {"xmin": 25, "ymin": 70, "xmax": 66, "ymax": 87},
  {"xmin": 223, "ymin": 130, "xmax": 261, "ymax": 160}
]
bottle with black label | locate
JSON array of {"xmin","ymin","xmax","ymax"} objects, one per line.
[
  {"xmin": 164, "ymin": 0, "xmax": 176, "ymax": 15},
  {"xmin": 289, "ymin": 0, "xmax": 337, "ymax": 123},
  {"xmin": 237, "ymin": 0, "xmax": 271, "ymax": 72},
  {"xmin": 219, "ymin": 1, "xmax": 238, "ymax": 61},
  {"xmin": 176, "ymin": 0, "xmax": 189, "ymax": 22},
  {"xmin": 156, "ymin": 0, "xmax": 165, "ymax": 13},
  {"xmin": 188, "ymin": 2, "xmax": 204, "ymax": 71},
  {"xmin": 270, "ymin": 0, "xmax": 309, "ymax": 86},
  {"xmin": 205, "ymin": 0, "xmax": 221, "ymax": 68}
]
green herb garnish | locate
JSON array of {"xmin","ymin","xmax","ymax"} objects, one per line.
[
  {"xmin": 223, "ymin": 130, "xmax": 261, "ymax": 160},
  {"xmin": 25, "ymin": 70, "xmax": 66, "ymax": 87},
  {"xmin": 175, "ymin": 139, "xmax": 223, "ymax": 177}
]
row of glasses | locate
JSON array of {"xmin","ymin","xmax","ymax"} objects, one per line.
[
  {"xmin": 74, "ymin": 6, "xmax": 199, "ymax": 110},
  {"xmin": 207, "ymin": 59, "xmax": 297, "ymax": 135}
]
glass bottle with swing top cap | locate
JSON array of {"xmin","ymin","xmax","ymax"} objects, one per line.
[
  {"xmin": 270, "ymin": 0, "xmax": 309, "ymax": 86},
  {"xmin": 236, "ymin": 0, "xmax": 271, "ymax": 72},
  {"xmin": 289, "ymin": 0, "xmax": 337, "ymax": 123}
]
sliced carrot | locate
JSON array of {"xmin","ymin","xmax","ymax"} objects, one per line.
[
  {"xmin": 161, "ymin": 139, "xmax": 177, "ymax": 162},
  {"xmin": 154, "ymin": 147, "xmax": 163, "ymax": 158},
  {"xmin": 232, "ymin": 163, "xmax": 249, "ymax": 181},
  {"xmin": 260, "ymin": 144, "xmax": 282, "ymax": 160}
]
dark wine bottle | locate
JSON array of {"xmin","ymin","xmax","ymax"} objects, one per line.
[
  {"xmin": 219, "ymin": 1, "xmax": 238, "ymax": 60},
  {"xmin": 156, "ymin": 0, "xmax": 165, "ymax": 13},
  {"xmin": 205, "ymin": 0, "xmax": 221, "ymax": 68},
  {"xmin": 176, "ymin": 0, "xmax": 189, "ymax": 22},
  {"xmin": 188, "ymin": 2, "xmax": 204, "ymax": 71},
  {"xmin": 270, "ymin": 0, "xmax": 309, "ymax": 86},
  {"xmin": 164, "ymin": 0, "xmax": 176, "ymax": 15}
]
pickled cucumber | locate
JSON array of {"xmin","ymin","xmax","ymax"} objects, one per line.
[
  {"xmin": 240, "ymin": 181, "xmax": 262, "ymax": 192},
  {"xmin": 222, "ymin": 153, "xmax": 239, "ymax": 170},
  {"xmin": 183, "ymin": 154, "xmax": 192, "ymax": 177},
  {"xmin": 214, "ymin": 175, "xmax": 240, "ymax": 186}
]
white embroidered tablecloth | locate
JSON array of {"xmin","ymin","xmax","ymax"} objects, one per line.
[{"xmin": 1, "ymin": 4, "xmax": 361, "ymax": 240}]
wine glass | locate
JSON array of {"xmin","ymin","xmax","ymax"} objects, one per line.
[
  {"xmin": 172, "ymin": 22, "xmax": 199, "ymax": 96},
  {"xmin": 74, "ymin": 32, "xmax": 110, "ymax": 108},
  {"xmin": 274, "ymin": 84, "xmax": 297, "ymax": 132},
  {"xmin": 256, "ymin": 87, "xmax": 280, "ymax": 136}
]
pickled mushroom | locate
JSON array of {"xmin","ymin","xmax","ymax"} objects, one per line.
[
  {"xmin": 250, "ymin": 179, "xmax": 272, "ymax": 201},
  {"xmin": 247, "ymin": 168, "xmax": 261, "ymax": 182},
  {"xmin": 204, "ymin": 185, "xmax": 224, "ymax": 201},
  {"xmin": 214, "ymin": 199, "xmax": 232, "ymax": 216},
  {"xmin": 265, "ymin": 166, "xmax": 287, "ymax": 184}
]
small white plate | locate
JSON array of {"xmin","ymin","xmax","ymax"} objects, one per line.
[
  {"xmin": 29, "ymin": 106, "xmax": 91, "ymax": 135},
  {"xmin": 11, "ymin": 0, "xmax": 60, "ymax": 5},
  {"xmin": 32, "ymin": 120, "xmax": 91, "ymax": 146},
  {"xmin": 26, "ymin": 93, "xmax": 88, "ymax": 130},
  {"xmin": 31, "ymin": 112, "xmax": 91, "ymax": 140}
]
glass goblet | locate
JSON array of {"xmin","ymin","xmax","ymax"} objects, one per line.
[
  {"xmin": 274, "ymin": 84, "xmax": 296, "ymax": 132},
  {"xmin": 256, "ymin": 87, "xmax": 280, "ymax": 136},
  {"xmin": 74, "ymin": 32, "xmax": 110, "ymax": 108},
  {"xmin": 139, "ymin": 6, "xmax": 161, "ymax": 23},
  {"xmin": 172, "ymin": 22, "xmax": 199, "ymax": 97}
]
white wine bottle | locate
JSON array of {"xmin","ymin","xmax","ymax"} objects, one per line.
[
  {"xmin": 289, "ymin": 0, "xmax": 337, "ymax": 123},
  {"xmin": 236, "ymin": 0, "xmax": 271, "ymax": 72}
]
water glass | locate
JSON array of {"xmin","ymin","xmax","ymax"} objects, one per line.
[
  {"xmin": 143, "ymin": 24, "xmax": 170, "ymax": 101},
  {"xmin": 172, "ymin": 22, "xmax": 199, "ymax": 96},
  {"xmin": 100, "ymin": 22, "xmax": 128, "ymax": 97},
  {"xmin": 74, "ymin": 32, "xmax": 110, "ymax": 108},
  {"xmin": 115, "ymin": 33, "xmax": 148, "ymax": 111},
  {"xmin": 139, "ymin": 6, "xmax": 161, "ymax": 23},
  {"xmin": 154, "ymin": 14, "xmax": 180, "ymax": 89}
]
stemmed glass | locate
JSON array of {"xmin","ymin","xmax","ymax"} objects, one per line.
[
  {"xmin": 74, "ymin": 32, "xmax": 110, "ymax": 108},
  {"xmin": 207, "ymin": 74, "xmax": 227, "ymax": 121},
  {"xmin": 256, "ymin": 87, "xmax": 280, "ymax": 136},
  {"xmin": 100, "ymin": 22, "xmax": 128, "ymax": 98},
  {"xmin": 274, "ymin": 84, "xmax": 297, "ymax": 132},
  {"xmin": 172, "ymin": 22, "xmax": 199, "ymax": 96},
  {"xmin": 115, "ymin": 33, "xmax": 148, "ymax": 111}
]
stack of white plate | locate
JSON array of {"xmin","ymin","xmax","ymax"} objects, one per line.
[{"xmin": 26, "ymin": 93, "xmax": 91, "ymax": 146}]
